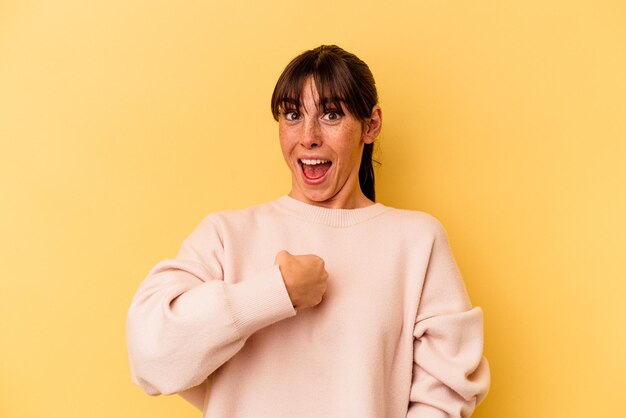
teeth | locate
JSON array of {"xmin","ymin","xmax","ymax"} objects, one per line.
[{"xmin": 300, "ymin": 159, "xmax": 330, "ymax": 165}]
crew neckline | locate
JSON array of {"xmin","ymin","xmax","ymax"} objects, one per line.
[{"xmin": 272, "ymin": 195, "xmax": 390, "ymax": 228}]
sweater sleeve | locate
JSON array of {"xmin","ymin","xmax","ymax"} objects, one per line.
[
  {"xmin": 125, "ymin": 214, "xmax": 297, "ymax": 397},
  {"xmin": 407, "ymin": 219, "xmax": 491, "ymax": 418}
]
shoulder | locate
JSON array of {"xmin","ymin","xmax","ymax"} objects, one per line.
[
  {"xmin": 380, "ymin": 205, "xmax": 449, "ymax": 239},
  {"xmin": 193, "ymin": 200, "xmax": 279, "ymax": 234}
]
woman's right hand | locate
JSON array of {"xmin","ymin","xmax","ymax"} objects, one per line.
[{"xmin": 274, "ymin": 250, "xmax": 328, "ymax": 309}]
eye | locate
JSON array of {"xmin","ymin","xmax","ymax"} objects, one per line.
[
  {"xmin": 322, "ymin": 110, "xmax": 342, "ymax": 121},
  {"xmin": 283, "ymin": 111, "xmax": 300, "ymax": 121}
]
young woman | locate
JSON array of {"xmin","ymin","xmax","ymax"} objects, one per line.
[{"xmin": 126, "ymin": 45, "xmax": 490, "ymax": 417}]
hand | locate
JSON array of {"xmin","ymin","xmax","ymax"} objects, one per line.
[{"xmin": 274, "ymin": 250, "xmax": 328, "ymax": 309}]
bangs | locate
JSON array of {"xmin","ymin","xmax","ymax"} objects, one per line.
[{"xmin": 271, "ymin": 48, "xmax": 374, "ymax": 121}]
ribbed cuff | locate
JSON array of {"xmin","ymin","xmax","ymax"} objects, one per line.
[
  {"xmin": 225, "ymin": 265, "xmax": 296, "ymax": 338},
  {"xmin": 407, "ymin": 404, "xmax": 448, "ymax": 418}
]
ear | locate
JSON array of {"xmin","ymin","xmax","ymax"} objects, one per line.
[{"xmin": 362, "ymin": 104, "xmax": 382, "ymax": 144}]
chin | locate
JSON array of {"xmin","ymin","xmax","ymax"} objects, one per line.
[
  {"xmin": 293, "ymin": 186, "xmax": 335, "ymax": 204},
  {"xmin": 303, "ymin": 191, "xmax": 332, "ymax": 203}
]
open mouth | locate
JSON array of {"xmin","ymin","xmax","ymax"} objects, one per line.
[{"xmin": 298, "ymin": 159, "xmax": 333, "ymax": 181}]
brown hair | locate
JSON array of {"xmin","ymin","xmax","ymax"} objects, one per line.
[{"xmin": 270, "ymin": 45, "xmax": 380, "ymax": 201}]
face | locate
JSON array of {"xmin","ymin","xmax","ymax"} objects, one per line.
[{"xmin": 278, "ymin": 77, "xmax": 381, "ymax": 209}]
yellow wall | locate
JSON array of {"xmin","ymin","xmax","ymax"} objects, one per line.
[{"xmin": 1, "ymin": 1, "xmax": 624, "ymax": 416}]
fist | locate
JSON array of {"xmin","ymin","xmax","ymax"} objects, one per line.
[{"xmin": 274, "ymin": 250, "xmax": 328, "ymax": 309}]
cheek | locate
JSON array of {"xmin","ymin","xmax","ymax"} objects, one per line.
[
  {"xmin": 336, "ymin": 129, "xmax": 363, "ymax": 160},
  {"xmin": 278, "ymin": 131, "xmax": 296, "ymax": 159}
]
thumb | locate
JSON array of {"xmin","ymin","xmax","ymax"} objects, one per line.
[{"xmin": 274, "ymin": 249, "xmax": 291, "ymax": 265}]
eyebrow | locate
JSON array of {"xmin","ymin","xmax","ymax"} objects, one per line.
[
  {"xmin": 279, "ymin": 96, "xmax": 344, "ymax": 111},
  {"xmin": 319, "ymin": 96, "xmax": 342, "ymax": 106},
  {"xmin": 280, "ymin": 98, "xmax": 299, "ymax": 107},
  {"xmin": 319, "ymin": 97, "xmax": 346, "ymax": 114}
]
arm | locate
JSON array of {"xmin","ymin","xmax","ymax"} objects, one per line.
[
  {"xmin": 125, "ymin": 214, "xmax": 296, "ymax": 398},
  {"xmin": 408, "ymin": 220, "xmax": 491, "ymax": 417},
  {"xmin": 177, "ymin": 380, "xmax": 208, "ymax": 411}
]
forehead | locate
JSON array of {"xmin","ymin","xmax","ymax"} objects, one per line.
[
  {"xmin": 299, "ymin": 78, "xmax": 322, "ymax": 108},
  {"xmin": 282, "ymin": 77, "xmax": 345, "ymax": 113}
]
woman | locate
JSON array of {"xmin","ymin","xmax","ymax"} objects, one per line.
[{"xmin": 126, "ymin": 45, "xmax": 490, "ymax": 417}]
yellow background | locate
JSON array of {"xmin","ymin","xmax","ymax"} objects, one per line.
[{"xmin": 1, "ymin": 1, "xmax": 625, "ymax": 417}]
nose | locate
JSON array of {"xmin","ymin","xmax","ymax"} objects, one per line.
[{"xmin": 300, "ymin": 118, "xmax": 322, "ymax": 149}]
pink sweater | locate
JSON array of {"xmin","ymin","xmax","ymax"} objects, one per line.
[{"xmin": 126, "ymin": 195, "xmax": 490, "ymax": 417}]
